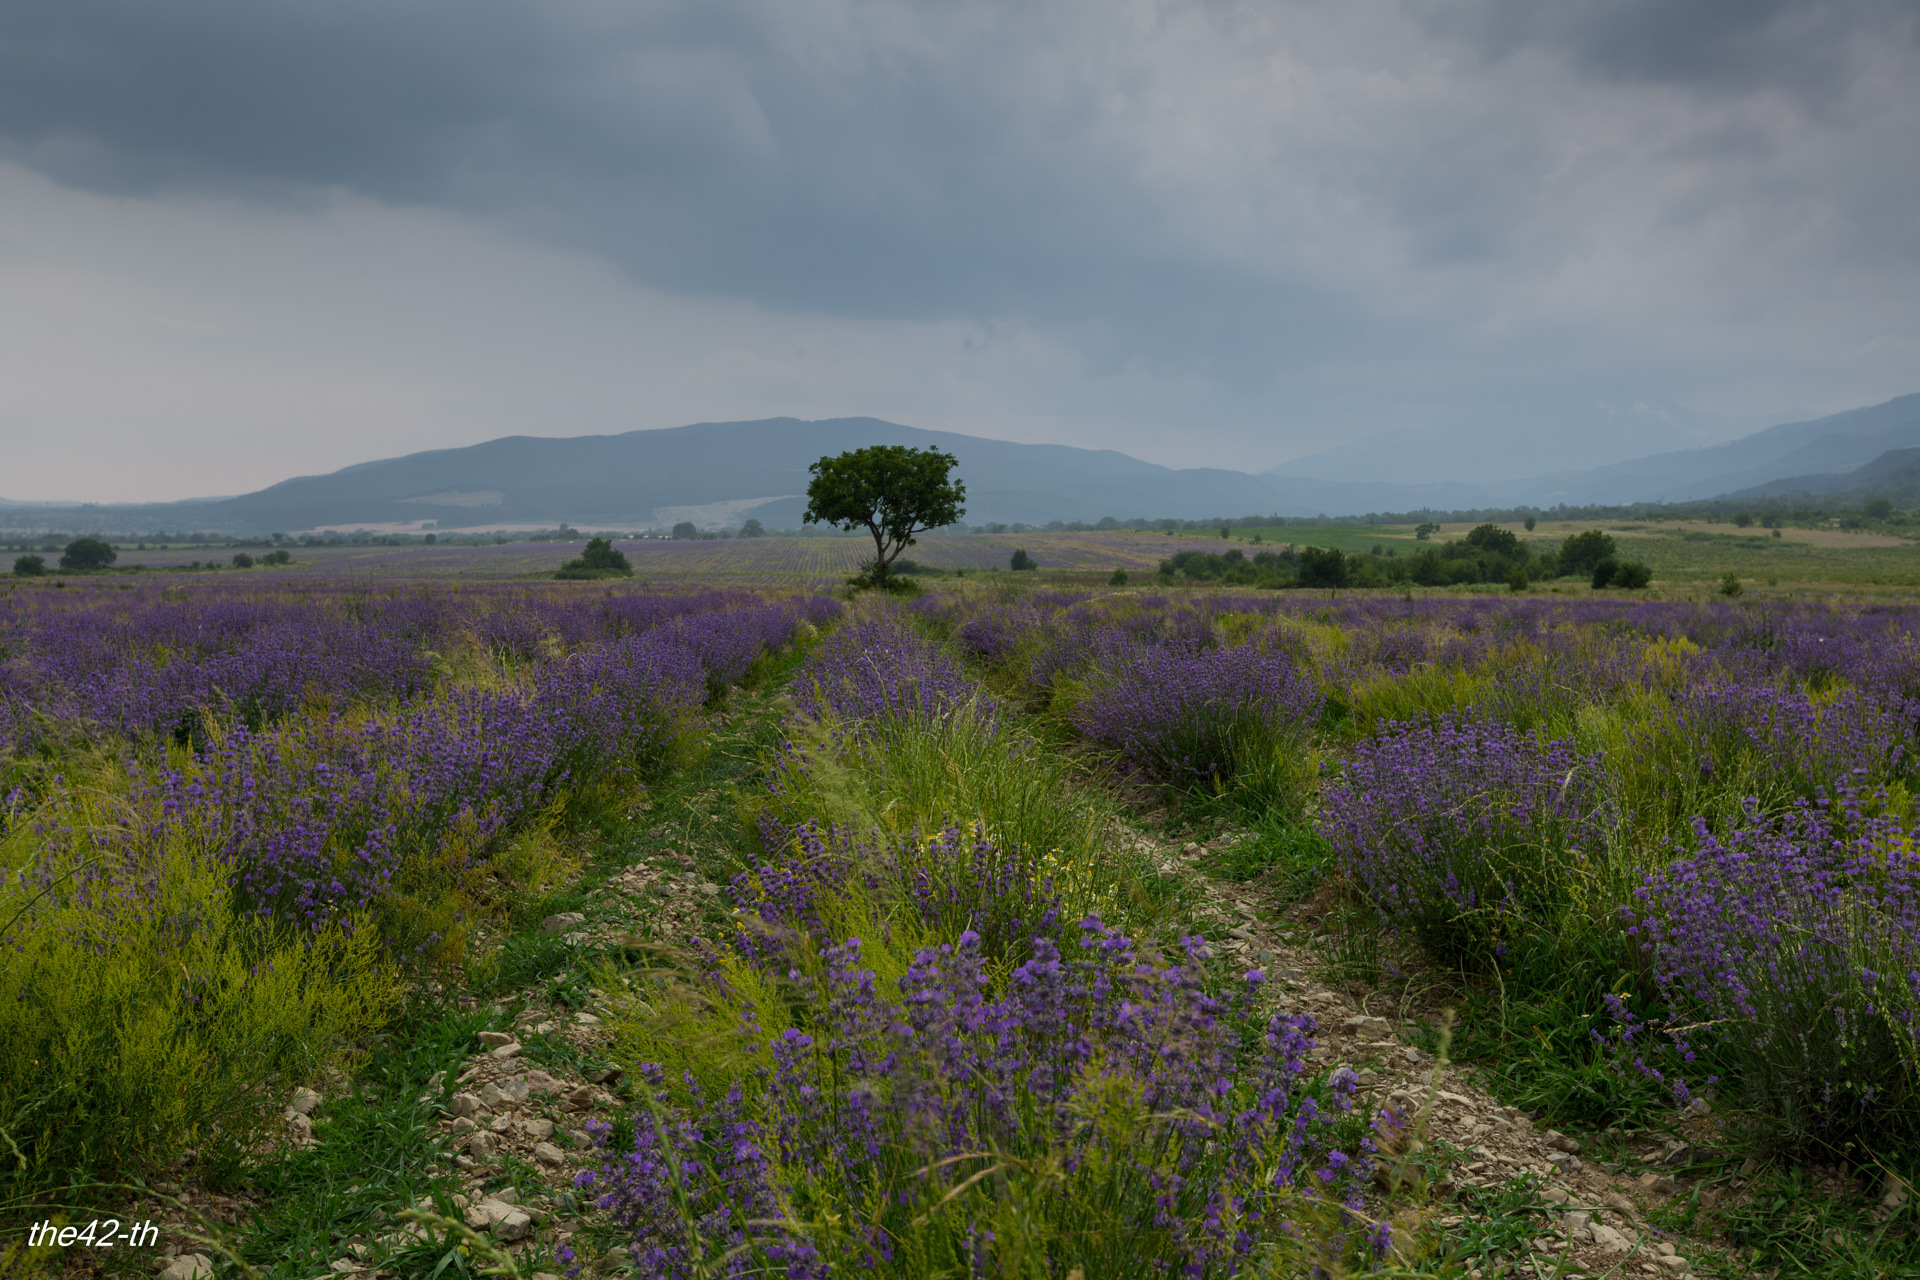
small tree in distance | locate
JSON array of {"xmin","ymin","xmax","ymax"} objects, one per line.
[
  {"xmin": 59, "ymin": 538, "xmax": 116, "ymax": 571},
  {"xmin": 12, "ymin": 554, "xmax": 46, "ymax": 577},
  {"xmin": 740, "ymin": 518, "xmax": 765, "ymax": 538},
  {"xmin": 804, "ymin": 445, "xmax": 965, "ymax": 586},
  {"xmin": 1010, "ymin": 548, "xmax": 1036, "ymax": 571},
  {"xmin": 555, "ymin": 537, "xmax": 633, "ymax": 580}
]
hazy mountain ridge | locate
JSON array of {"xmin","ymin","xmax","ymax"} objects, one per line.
[
  {"xmin": 3, "ymin": 398, "xmax": 1915, "ymax": 535},
  {"xmin": 0, "ymin": 418, "xmax": 1284, "ymax": 533},
  {"xmin": 1727, "ymin": 444, "xmax": 1920, "ymax": 504}
]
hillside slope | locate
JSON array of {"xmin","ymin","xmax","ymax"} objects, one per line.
[{"xmin": 2, "ymin": 418, "xmax": 1288, "ymax": 534}]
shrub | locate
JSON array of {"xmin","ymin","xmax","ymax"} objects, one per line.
[
  {"xmin": 1466, "ymin": 524, "xmax": 1521, "ymax": 557},
  {"xmin": 1109, "ymin": 567, "xmax": 1128, "ymax": 586},
  {"xmin": 1010, "ymin": 548, "xmax": 1036, "ymax": 571},
  {"xmin": 790, "ymin": 617, "xmax": 987, "ymax": 729},
  {"xmin": 1318, "ymin": 715, "xmax": 1603, "ymax": 967},
  {"xmin": 12, "ymin": 554, "xmax": 44, "ymax": 577},
  {"xmin": 0, "ymin": 805, "xmax": 403, "ymax": 1199},
  {"xmin": 1613, "ymin": 561, "xmax": 1651, "ymax": 589},
  {"xmin": 1591, "ymin": 558, "xmax": 1617, "ymax": 589},
  {"xmin": 1629, "ymin": 794, "xmax": 1920, "ymax": 1148},
  {"xmin": 586, "ymin": 923, "xmax": 1388, "ymax": 1279},
  {"xmin": 58, "ymin": 537, "xmax": 116, "ymax": 572},
  {"xmin": 231, "ymin": 552, "xmax": 255, "ymax": 568},
  {"xmin": 1720, "ymin": 571, "xmax": 1743, "ymax": 597},
  {"xmin": 555, "ymin": 537, "xmax": 633, "ymax": 580},
  {"xmin": 1072, "ymin": 642, "xmax": 1320, "ymax": 805},
  {"xmin": 1559, "ymin": 530, "xmax": 1616, "ymax": 579},
  {"xmin": 1296, "ymin": 545, "xmax": 1350, "ymax": 588},
  {"xmin": 261, "ymin": 548, "xmax": 293, "ymax": 566}
]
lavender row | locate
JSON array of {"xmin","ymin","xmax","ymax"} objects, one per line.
[
  {"xmin": 583, "ymin": 921, "xmax": 1383, "ymax": 1277},
  {"xmin": 0, "ymin": 584, "xmax": 841, "ymax": 754}
]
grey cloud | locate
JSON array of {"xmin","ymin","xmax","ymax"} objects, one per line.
[
  {"xmin": 1427, "ymin": 0, "xmax": 1914, "ymax": 102},
  {"xmin": 1, "ymin": 0, "xmax": 1916, "ymax": 467}
]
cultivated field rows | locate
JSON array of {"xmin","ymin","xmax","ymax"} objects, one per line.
[{"xmin": 4, "ymin": 576, "xmax": 1919, "ymax": 1277}]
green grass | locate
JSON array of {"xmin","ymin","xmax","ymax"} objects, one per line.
[
  {"xmin": 1204, "ymin": 816, "xmax": 1332, "ymax": 900},
  {"xmin": 1718, "ymin": 1167, "xmax": 1920, "ymax": 1279},
  {"xmin": 1168, "ymin": 524, "xmax": 1409, "ymax": 553},
  {"xmin": 232, "ymin": 999, "xmax": 504, "ymax": 1278}
]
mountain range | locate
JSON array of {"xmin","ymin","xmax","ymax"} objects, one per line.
[{"xmin": 4, "ymin": 395, "xmax": 1918, "ymax": 535}]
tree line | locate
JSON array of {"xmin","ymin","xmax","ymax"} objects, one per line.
[{"xmin": 1157, "ymin": 525, "xmax": 1651, "ymax": 591}]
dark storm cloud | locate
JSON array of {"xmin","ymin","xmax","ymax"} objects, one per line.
[
  {"xmin": 1429, "ymin": 0, "xmax": 1915, "ymax": 102},
  {"xmin": 0, "ymin": 1, "xmax": 1174, "ymax": 320},
  {"xmin": 2, "ymin": 0, "xmax": 1916, "ymax": 466}
]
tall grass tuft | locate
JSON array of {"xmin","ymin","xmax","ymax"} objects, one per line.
[{"xmin": 0, "ymin": 795, "xmax": 402, "ymax": 1200}]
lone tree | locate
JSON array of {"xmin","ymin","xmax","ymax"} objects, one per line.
[
  {"xmin": 804, "ymin": 445, "xmax": 965, "ymax": 584},
  {"xmin": 555, "ymin": 536, "xmax": 633, "ymax": 580},
  {"xmin": 59, "ymin": 537, "xmax": 116, "ymax": 571},
  {"xmin": 1557, "ymin": 529, "xmax": 1616, "ymax": 578}
]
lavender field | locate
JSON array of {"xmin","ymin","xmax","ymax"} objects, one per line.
[
  {"xmin": 85, "ymin": 530, "xmax": 1183, "ymax": 584},
  {"xmin": 5, "ymin": 575, "xmax": 1920, "ymax": 1277}
]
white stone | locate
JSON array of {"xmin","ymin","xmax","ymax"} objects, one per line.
[
  {"xmin": 493, "ymin": 1208, "xmax": 534, "ymax": 1242},
  {"xmin": 541, "ymin": 912, "xmax": 587, "ymax": 935},
  {"xmin": 288, "ymin": 1088, "xmax": 322, "ymax": 1115},
  {"xmin": 477, "ymin": 1032, "xmax": 515, "ymax": 1050},
  {"xmin": 522, "ymin": 1118, "xmax": 555, "ymax": 1140},
  {"xmin": 448, "ymin": 1093, "xmax": 488, "ymax": 1119},
  {"xmin": 534, "ymin": 1141, "xmax": 569, "ymax": 1166},
  {"xmin": 1652, "ymin": 1256, "xmax": 1689, "ymax": 1273},
  {"xmin": 1590, "ymin": 1224, "xmax": 1632, "ymax": 1252},
  {"xmin": 159, "ymin": 1256, "xmax": 215, "ymax": 1280}
]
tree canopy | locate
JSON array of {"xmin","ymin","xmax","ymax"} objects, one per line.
[
  {"xmin": 555, "ymin": 536, "xmax": 633, "ymax": 580},
  {"xmin": 1557, "ymin": 529, "xmax": 1617, "ymax": 577},
  {"xmin": 804, "ymin": 445, "xmax": 965, "ymax": 583},
  {"xmin": 59, "ymin": 538, "xmax": 116, "ymax": 571}
]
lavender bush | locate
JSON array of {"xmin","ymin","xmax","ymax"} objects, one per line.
[
  {"xmin": 1319, "ymin": 715, "xmax": 1605, "ymax": 965},
  {"xmin": 1072, "ymin": 641, "xmax": 1321, "ymax": 797},
  {"xmin": 791, "ymin": 616, "xmax": 989, "ymax": 728},
  {"xmin": 1628, "ymin": 793, "xmax": 1920, "ymax": 1144},
  {"xmin": 585, "ymin": 922, "xmax": 1388, "ymax": 1279},
  {"xmin": 736, "ymin": 820, "xmax": 1067, "ymax": 967}
]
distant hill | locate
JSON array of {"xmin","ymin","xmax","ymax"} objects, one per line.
[
  {"xmin": 0, "ymin": 418, "xmax": 1287, "ymax": 535},
  {"xmin": 1726, "ymin": 445, "xmax": 1920, "ymax": 506},
  {"xmin": 6, "ymin": 397, "xmax": 1917, "ymax": 535},
  {"xmin": 1518, "ymin": 394, "xmax": 1920, "ymax": 506},
  {"xmin": 1254, "ymin": 393, "xmax": 1920, "ymax": 512}
]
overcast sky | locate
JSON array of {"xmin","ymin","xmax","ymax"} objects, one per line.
[{"xmin": 2, "ymin": 0, "xmax": 1916, "ymax": 501}]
